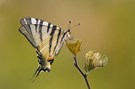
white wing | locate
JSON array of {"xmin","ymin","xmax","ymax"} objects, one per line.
[{"xmin": 19, "ymin": 17, "xmax": 67, "ymax": 58}]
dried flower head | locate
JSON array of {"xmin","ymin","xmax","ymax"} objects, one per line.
[
  {"xmin": 66, "ymin": 39, "xmax": 81, "ymax": 56},
  {"xmin": 84, "ymin": 51, "xmax": 108, "ymax": 74}
]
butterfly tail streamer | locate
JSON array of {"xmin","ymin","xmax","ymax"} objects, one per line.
[
  {"xmin": 31, "ymin": 66, "xmax": 42, "ymax": 82},
  {"xmin": 32, "ymin": 66, "xmax": 40, "ymax": 78},
  {"xmin": 36, "ymin": 68, "xmax": 42, "ymax": 77}
]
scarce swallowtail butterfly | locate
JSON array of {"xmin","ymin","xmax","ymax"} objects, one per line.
[{"xmin": 19, "ymin": 17, "xmax": 73, "ymax": 77}]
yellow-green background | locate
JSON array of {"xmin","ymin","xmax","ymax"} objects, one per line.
[{"xmin": 0, "ymin": 0, "xmax": 135, "ymax": 89}]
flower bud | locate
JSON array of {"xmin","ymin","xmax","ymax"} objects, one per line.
[{"xmin": 84, "ymin": 51, "xmax": 108, "ymax": 73}]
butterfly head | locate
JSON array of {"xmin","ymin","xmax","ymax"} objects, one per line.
[
  {"xmin": 66, "ymin": 21, "xmax": 80, "ymax": 40},
  {"xmin": 65, "ymin": 29, "xmax": 72, "ymax": 40}
]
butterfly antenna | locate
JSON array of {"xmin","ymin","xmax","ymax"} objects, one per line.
[
  {"xmin": 68, "ymin": 21, "xmax": 71, "ymax": 29},
  {"xmin": 69, "ymin": 23, "xmax": 80, "ymax": 29}
]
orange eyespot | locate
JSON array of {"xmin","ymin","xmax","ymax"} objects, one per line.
[{"xmin": 48, "ymin": 56, "xmax": 54, "ymax": 60}]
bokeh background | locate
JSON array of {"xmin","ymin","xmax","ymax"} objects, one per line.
[{"xmin": 0, "ymin": 0, "xmax": 135, "ymax": 89}]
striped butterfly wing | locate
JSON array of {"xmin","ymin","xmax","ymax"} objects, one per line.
[
  {"xmin": 19, "ymin": 17, "xmax": 72, "ymax": 76},
  {"xmin": 19, "ymin": 17, "xmax": 65, "ymax": 60}
]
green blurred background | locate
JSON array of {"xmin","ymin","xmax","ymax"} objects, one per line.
[{"xmin": 0, "ymin": 0, "xmax": 135, "ymax": 89}]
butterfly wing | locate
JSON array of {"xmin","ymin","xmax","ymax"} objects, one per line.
[
  {"xmin": 19, "ymin": 17, "xmax": 67, "ymax": 59},
  {"xmin": 19, "ymin": 17, "xmax": 51, "ymax": 48},
  {"xmin": 19, "ymin": 17, "xmax": 71, "ymax": 75}
]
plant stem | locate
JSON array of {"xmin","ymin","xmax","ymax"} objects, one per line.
[{"xmin": 73, "ymin": 56, "xmax": 91, "ymax": 89}]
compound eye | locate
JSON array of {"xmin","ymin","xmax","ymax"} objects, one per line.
[{"xmin": 68, "ymin": 29, "xmax": 71, "ymax": 33}]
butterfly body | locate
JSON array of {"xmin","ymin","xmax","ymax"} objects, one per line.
[{"xmin": 19, "ymin": 17, "xmax": 72, "ymax": 76}]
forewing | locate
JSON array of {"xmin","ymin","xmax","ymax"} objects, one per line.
[
  {"xmin": 19, "ymin": 17, "xmax": 61, "ymax": 48},
  {"xmin": 19, "ymin": 17, "xmax": 66, "ymax": 59},
  {"xmin": 19, "ymin": 26, "xmax": 37, "ymax": 48},
  {"xmin": 54, "ymin": 30, "xmax": 70, "ymax": 55}
]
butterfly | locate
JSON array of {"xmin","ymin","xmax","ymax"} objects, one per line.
[{"xmin": 19, "ymin": 17, "xmax": 74, "ymax": 77}]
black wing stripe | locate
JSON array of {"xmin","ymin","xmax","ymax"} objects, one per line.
[
  {"xmin": 50, "ymin": 25, "xmax": 56, "ymax": 36},
  {"xmin": 25, "ymin": 17, "xmax": 32, "ymax": 24},
  {"xmin": 47, "ymin": 23, "xmax": 51, "ymax": 33},
  {"xmin": 61, "ymin": 30, "xmax": 68, "ymax": 43},
  {"xmin": 49, "ymin": 25, "xmax": 57, "ymax": 53},
  {"xmin": 53, "ymin": 28, "xmax": 62, "ymax": 53},
  {"xmin": 39, "ymin": 20, "xmax": 44, "ymax": 41},
  {"xmin": 35, "ymin": 18, "xmax": 38, "ymax": 32}
]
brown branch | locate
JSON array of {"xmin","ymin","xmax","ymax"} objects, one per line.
[{"xmin": 73, "ymin": 56, "xmax": 91, "ymax": 89}]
